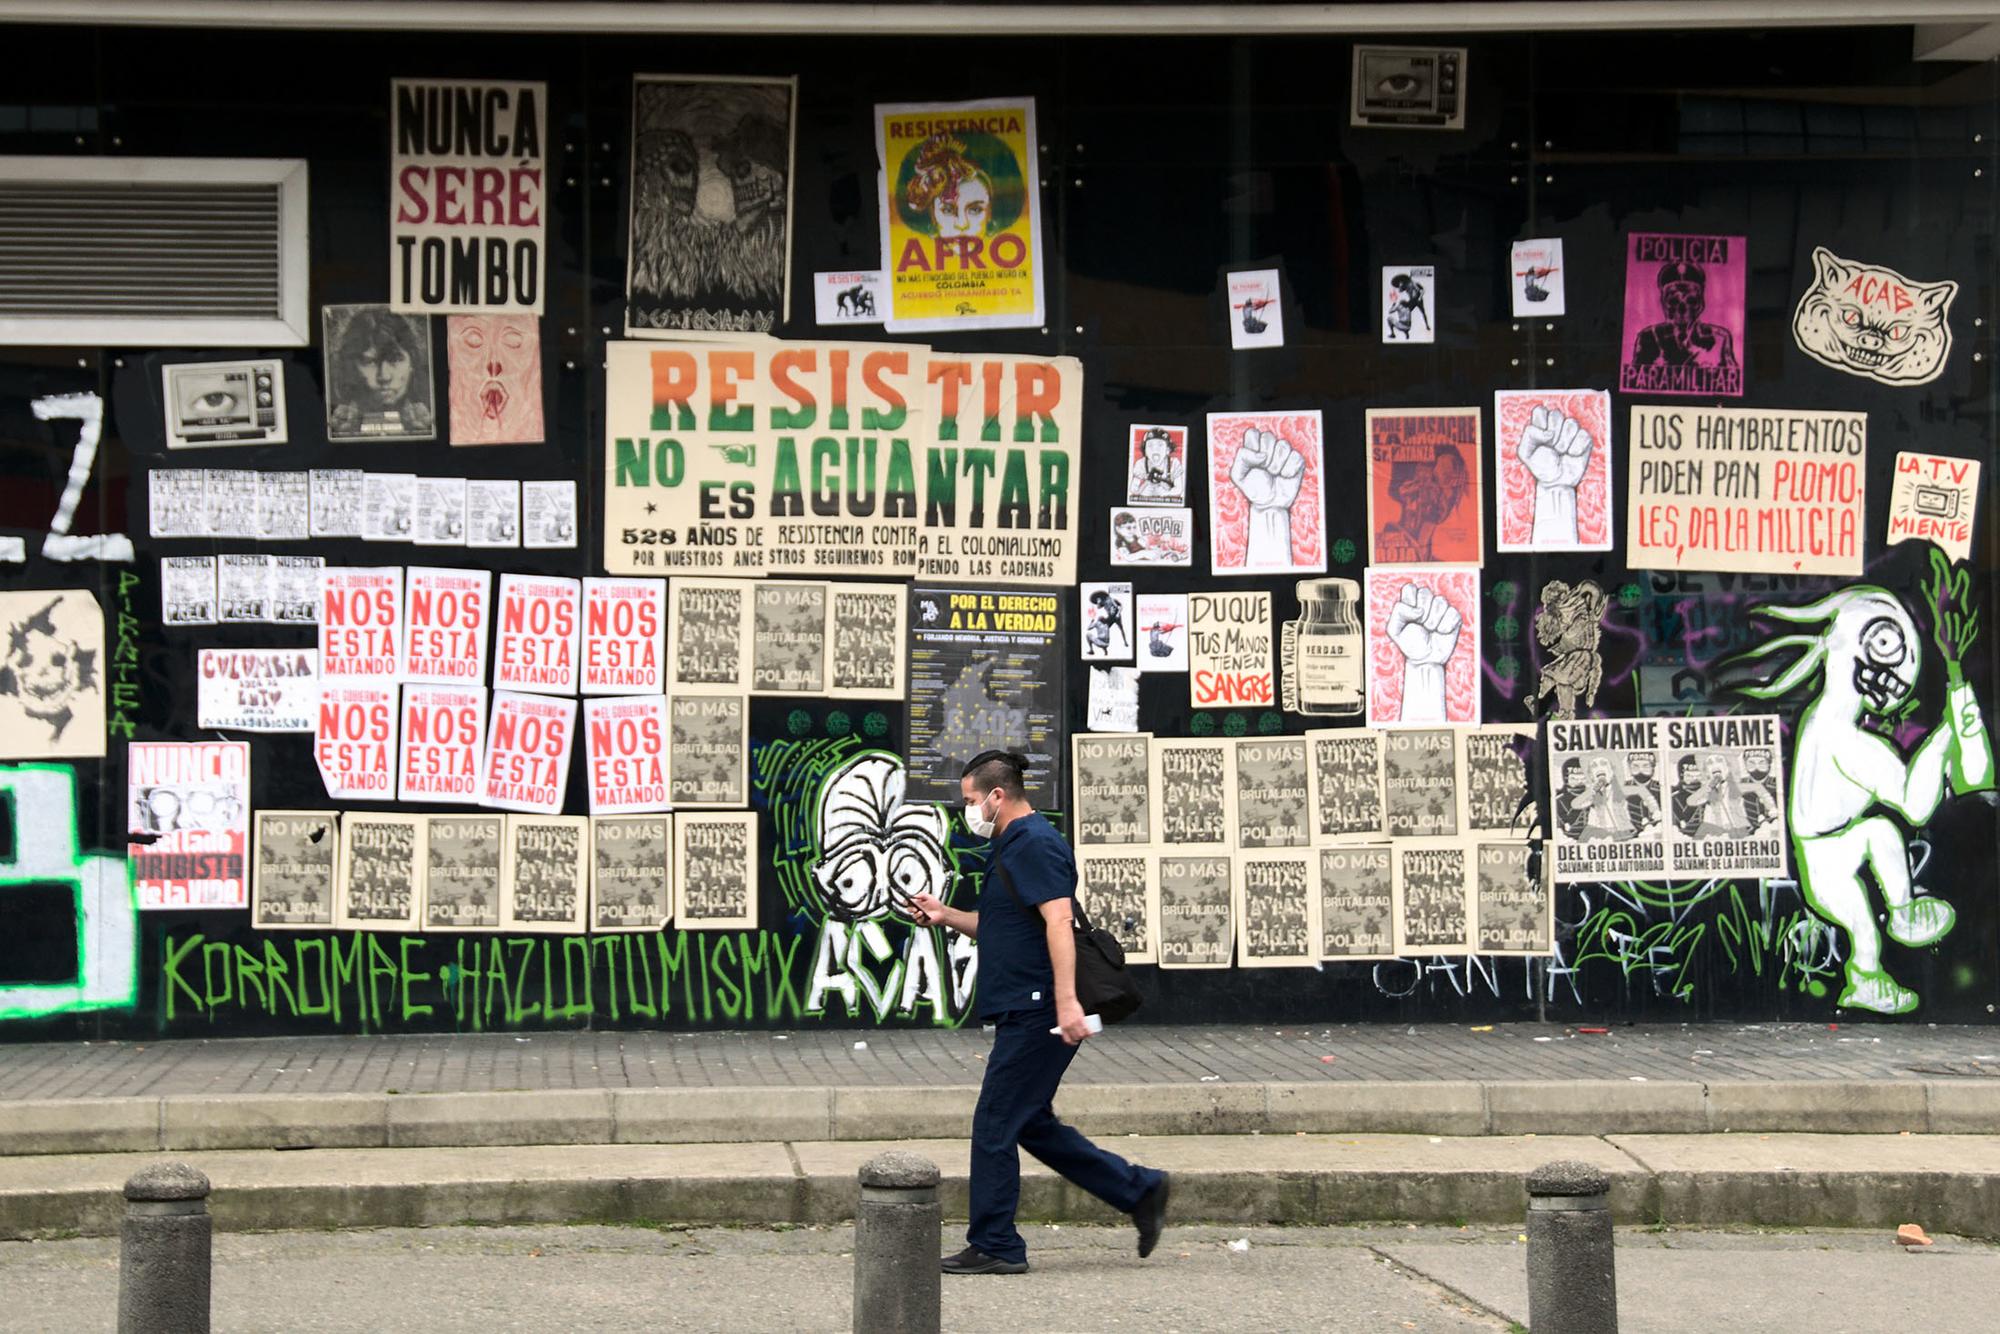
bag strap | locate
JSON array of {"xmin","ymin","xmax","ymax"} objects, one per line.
[{"xmin": 988, "ymin": 854, "xmax": 1094, "ymax": 933}]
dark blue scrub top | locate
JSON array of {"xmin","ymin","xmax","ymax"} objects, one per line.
[{"xmin": 974, "ymin": 811, "xmax": 1075, "ymax": 1018}]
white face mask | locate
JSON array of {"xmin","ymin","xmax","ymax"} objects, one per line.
[{"xmin": 964, "ymin": 793, "xmax": 997, "ymax": 839}]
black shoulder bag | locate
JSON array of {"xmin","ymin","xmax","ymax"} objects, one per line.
[{"xmin": 989, "ymin": 856, "xmax": 1143, "ymax": 1025}]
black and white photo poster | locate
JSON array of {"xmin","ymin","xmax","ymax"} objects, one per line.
[
  {"xmin": 828, "ymin": 584, "xmax": 906, "ymax": 698},
  {"xmin": 669, "ymin": 694, "xmax": 748, "ymax": 807},
  {"xmin": 502, "ymin": 814, "xmax": 590, "ymax": 934},
  {"xmin": 1394, "ymin": 840, "xmax": 1472, "ymax": 955},
  {"xmin": 1235, "ymin": 850, "xmax": 1317, "ymax": 968},
  {"xmin": 422, "ymin": 814, "xmax": 504, "ymax": 931},
  {"xmin": 626, "ymin": 75, "xmax": 797, "ymax": 338},
  {"xmin": 336, "ymin": 812, "xmax": 423, "ymax": 931},
  {"xmin": 1149, "ymin": 738, "xmax": 1233, "ymax": 849},
  {"xmin": 163, "ymin": 359, "xmax": 288, "ymax": 448},
  {"xmin": 1071, "ymin": 732, "xmax": 1151, "ymax": 846},
  {"xmin": 252, "ymin": 810, "xmax": 338, "ymax": 930},
  {"xmin": 1076, "ymin": 850, "xmax": 1157, "ymax": 965},
  {"xmin": 1155, "ymin": 853, "xmax": 1234, "ymax": 969},
  {"xmin": 1318, "ymin": 845, "xmax": 1395, "ymax": 961},
  {"xmin": 391, "ymin": 79, "xmax": 547, "ymax": 315},
  {"xmin": 1475, "ymin": 840, "xmax": 1551, "ymax": 955},
  {"xmin": 1233, "ymin": 737, "xmax": 1311, "ymax": 849},
  {"xmin": 1306, "ymin": 730, "xmax": 1386, "ymax": 842},
  {"xmin": 675, "ymin": 810, "xmax": 759, "ymax": 929},
  {"xmin": 323, "ymin": 305, "xmax": 437, "ymax": 443},
  {"xmin": 1460, "ymin": 725, "xmax": 1535, "ymax": 836},
  {"xmin": 592, "ymin": 814, "xmax": 673, "ymax": 932},
  {"xmin": 1384, "ymin": 728, "xmax": 1458, "ymax": 839}
]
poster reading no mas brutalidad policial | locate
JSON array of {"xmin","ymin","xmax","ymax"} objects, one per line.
[{"xmin": 875, "ymin": 97, "xmax": 1043, "ymax": 332}]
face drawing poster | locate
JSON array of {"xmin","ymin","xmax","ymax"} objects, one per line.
[
  {"xmin": 1383, "ymin": 728, "xmax": 1458, "ymax": 840},
  {"xmin": 390, "ymin": 78, "xmax": 546, "ymax": 315},
  {"xmin": 1081, "ymin": 582, "xmax": 1134, "ymax": 661},
  {"xmin": 813, "ymin": 269, "xmax": 884, "ymax": 325},
  {"xmin": 1135, "ymin": 593, "xmax": 1188, "ymax": 674},
  {"xmin": 584, "ymin": 694, "xmax": 671, "ymax": 816},
  {"xmin": 398, "ymin": 683, "xmax": 488, "ymax": 805},
  {"xmin": 1236, "ymin": 851, "xmax": 1316, "ymax": 967},
  {"xmin": 503, "ymin": 815, "xmax": 590, "ymax": 934},
  {"xmin": 1662, "ymin": 714, "xmax": 1787, "ymax": 880},
  {"xmin": 675, "ymin": 810, "xmax": 759, "ymax": 929},
  {"xmin": 1365, "ymin": 408, "xmax": 1481, "ymax": 564},
  {"xmin": 1071, "ymin": 732, "xmax": 1151, "ymax": 846},
  {"xmin": 1306, "ymin": 730, "xmax": 1386, "ymax": 843},
  {"xmin": 0, "ymin": 589, "xmax": 104, "ymax": 759},
  {"xmin": 1076, "ymin": 851, "xmax": 1157, "ymax": 965},
  {"xmin": 669, "ymin": 577, "xmax": 752, "ymax": 694},
  {"xmin": 422, "ymin": 814, "xmax": 504, "ymax": 931},
  {"xmin": 1207, "ymin": 411, "xmax": 1325, "ymax": 576},
  {"xmin": 1226, "ymin": 268, "xmax": 1284, "ymax": 350},
  {"xmin": 162, "ymin": 359, "xmax": 287, "ymax": 448},
  {"xmin": 1791, "ymin": 247, "xmax": 1957, "ymax": 387},
  {"xmin": 447, "ymin": 315, "xmax": 544, "ymax": 444},
  {"xmin": 1150, "ymin": 739, "xmax": 1233, "ymax": 850},
  {"xmin": 1394, "ymin": 841, "xmax": 1472, "ymax": 955},
  {"xmin": 481, "ymin": 690, "xmax": 577, "ymax": 815},
  {"xmin": 323, "ymin": 305, "xmax": 437, "ymax": 442},
  {"xmin": 1127, "ymin": 425, "xmax": 1188, "ymax": 506},
  {"xmin": 828, "ymin": 584, "xmax": 907, "ymax": 698},
  {"xmin": 314, "ymin": 684, "xmax": 398, "ymax": 801},
  {"xmin": 593, "ymin": 814, "xmax": 673, "ymax": 932},
  {"xmin": 627, "ymin": 75, "xmax": 797, "ymax": 338},
  {"xmin": 1318, "ymin": 845, "xmax": 1395, "ymax": 961},
  {"xmin": 252, "ymin": 811, "xmax": 338, "ymax": 931},
  {"xmin": 1619, "ymin": 233, "xmax": 1745, "ymax": 397},
  {"xmin": 669, "ymin": 694, "xmax": 749, "ymax": 808},
  {"xmin": 128, "ymin": 741, "xmax": 249, "ymax": 910},
  {"xmin": 1382, "ymin": 265, "xmax": 1434, "ymax": 343},
  {"xmin": 1887, "ymin": 452, "xmax": 1979, "ymax": 562},
  {"xmin": 876, "ymin": 96, "xmax": 1042, "ymax": 332},
  {"xmin": 1460, "ymin": 726, "xmax": 1534, "ymax": 837},
  {"xmin": 1475, "ymin": 841, "xmax": 1551, "ymax": 955},
  {"xmin": 1547, "ymin": 718, "xmax": 1667, "ymax": 883},
  {"xmin": 752, "ymin": 581, "xmax": 829, "ymax": 694},
  {"xmin": 1364, "ymin": 566, "xmax": 1480, "ymax": 728},
  {"xmin": 582, "ymin": 577, "xmax": 667, "ymax": 695},
  {"xmin": 337, "ymin": 813, "xmax": 423, "ymax": 931},
  {"xmin": 1511, "ymin": 238, "xmax": 1565, "ymax": 317},
  {"xmin": 1109, "ymin": 507, "xmax": 1194, "ymax": 568},
  {"xmin": 1155, "ymin": 853, "xmax": 1234, "ymax": 969},
  {"xmin": 1494, "ymin": 390, "xmax": 1613, "ymax": 553},
  {"xmin": 1233, "ymin": 737, "xmax": 1310, "ymax": 850},
  {"xmin": 905, "ymin": 585, "xmax": 1060, "ymax": 806}
]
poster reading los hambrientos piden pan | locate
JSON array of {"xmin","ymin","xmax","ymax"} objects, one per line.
[{"xmin": 874, "ymin": 97, "xmax": 1044, "ymax": 332}]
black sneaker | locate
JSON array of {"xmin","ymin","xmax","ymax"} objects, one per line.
[
  {"xmin": 1133, "ymin": 1172, "xmax": 1170, "ymax": 1258},
  {"xmin": 941, "ymin": 1245, "xmax": 1029, "ymax": 1275}
]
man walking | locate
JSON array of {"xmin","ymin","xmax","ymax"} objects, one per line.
[{"xmin": 909, "ymin": 749, "xmax": 1169, "ymax": 1275}]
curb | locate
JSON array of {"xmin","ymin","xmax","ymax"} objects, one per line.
[{"xmin": 4, "ymin": 1079, "xmax": 1995, "ymax": 1156}]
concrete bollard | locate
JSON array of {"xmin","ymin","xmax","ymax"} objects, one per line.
[
  {"xmin": 118, "ymin": 1161, "xmax": 212, "ymax": 1334},
  {"xmin": 853, "ymin": 1150, "xmax": 941, "ymax": 1334},
  {"xmin": 1526, "ymin": 1160, "xmax": 1618, "ymax": 1334}
]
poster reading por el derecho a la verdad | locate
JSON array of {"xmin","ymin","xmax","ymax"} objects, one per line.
[
  {"xmin": 875, "ymin": 97, "xmax": 1044, "ymax": 332},
  {"xmin": 602, "ymin": 340, "xmax": 1081, "ymax": 585}
]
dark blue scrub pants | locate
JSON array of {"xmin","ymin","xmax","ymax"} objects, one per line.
[{"xmin": 966, "ymin": 1007, "xmax": 1163, "ymax": 1263}]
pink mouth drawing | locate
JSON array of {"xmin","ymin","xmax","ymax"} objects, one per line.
[{"xmin": 481, "ymin": 381, "xmax": 509, "ymax": 420}]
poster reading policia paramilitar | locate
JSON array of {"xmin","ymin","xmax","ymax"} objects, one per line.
[
  {"xmin": 601, "ymin": 339, "xmax": 1081, "ymax": 585},
  {"xmin": 874, "ymin": 97, "xmax": 1044, "ymax": 332}
]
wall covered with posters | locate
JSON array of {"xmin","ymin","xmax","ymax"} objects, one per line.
[{"xmin": 1, "ymin": 23, "xmax": 1997, "ymax": 1038}]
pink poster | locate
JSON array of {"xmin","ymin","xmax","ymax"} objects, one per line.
[
  {"xmin": 1493, "ymin": 390, "xmax": 1613, "ymax": 552},
  {"xmin": 1618, "ymin": 233, "xmax": 1745, "ymax": 398},
  {"xmin": 494, "ymin": 573, "xmax": 580, "ymax": 695},
  {"xmin": 314, "ymin": 684, "xmax": 399, "ymax": 800},
  {"xmin": 446, "ymin": 314, "xmax": 544, "ymax": 445},
  {"xmin": 1364, "ymin": 565, "xmax": 1480, "ymax": 729},
  {"xmin": 481, "ymin": 689, "xmax": 577, "ymax": 815},
  {"xmin": 402, "ymin": 566, "xmax": 492, "ymax": 685},
  {"xmin": 318, "ymin": 566, "xmax": 403, "ymax": 684},
  {"xmin": 398, "ymin": 683, "xmax": 488, "ymax": 804},
  {"xmin": 584, "ymin": 693, "xmax": 671, "ymax": 815},
  {"xmin": 1206, "ymin": 410, "xmax": 1326, "ymax": 576},
  {"xmin": 582, "ymin": 577, "xmax": 666, "ymax": 695}
]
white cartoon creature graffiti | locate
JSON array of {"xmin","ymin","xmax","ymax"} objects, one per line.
[
  {"xmin": 810, "ymin": 752, "xmax": 952, "ymax": 923},
  {"xmin": 1792, "ymin": 247, "xmax": 1956, "ymax": 387},
  {"xmin": 1732, "ymin": 551, "xmax": 1992, "ymax": 1014}
]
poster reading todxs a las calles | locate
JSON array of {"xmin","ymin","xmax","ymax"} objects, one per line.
[{"xmin": 602, "ymin": 339, "xmax": 1080, "ymax": 584}]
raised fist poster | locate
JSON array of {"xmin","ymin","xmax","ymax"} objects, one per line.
[
  {"xmin": 1619, "ymin": 233, "xmax": 1745, "ymax": 397},
  {"xmin": 1494, "ymin": 390, "xmax": 1613, "ymax": 553},
  {"xmin": 1206, "ymin": 411, "xmax": 1325, "ymax": 576},
  {"xmin": 1364, "ymin": 566, "xmax": 1481, "ymax": 728},
  {"xmin": 1366, "ymin": 408, "xmax": 1481, "ymax": 564}
]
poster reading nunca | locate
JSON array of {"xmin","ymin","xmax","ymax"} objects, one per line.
[{"xmin": 875, "ymin": 97, "xmax": 1044, "ymax": 332}]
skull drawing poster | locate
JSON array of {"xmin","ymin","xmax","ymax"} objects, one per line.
[
  {"xmin": 0, "ymin": 589, "xmax": 104, "ymax": 760},
  {"xmin": 1494, "ymin": 390, "xmax": 1613, "ymax": 553},
  {"xmin": 875, "ymin": 96, "xmax": 1044, "ymax": 333},
  {"xmin": 1207, "ymin": 411, "xmax": 1326, "ymax": 577},
  {"xmin": 1364, "ymin": 566, "xmax": 1481, "ymax": 728},
  {"xmin": 1365, "ymin": 408, "xmax": 1481, "ymax": 564},
  {"xmin": 446, "ymin": 315, "xmax": 544, "ymax": 445},
  {"xmin": 1618, "ymin": 233, "xmax": 1746, "ymax": 398},
  {"xmin": 626, "ymin": 75, "xmax": 796, "ymax": 338}
]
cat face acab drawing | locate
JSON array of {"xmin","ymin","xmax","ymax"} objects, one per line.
[{"xmin": 1791, "ymin": 247, "xmax": 1956, "ymax": 387}]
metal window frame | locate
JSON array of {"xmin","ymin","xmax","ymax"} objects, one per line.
[{"xmin": 0, "ymin": 156, "xmax": 310, "ymax": 348}]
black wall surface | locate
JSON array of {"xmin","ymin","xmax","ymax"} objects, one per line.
[{"xmin": 1, "ymin": 22, "xmax": 1996, "ymax": 1037}]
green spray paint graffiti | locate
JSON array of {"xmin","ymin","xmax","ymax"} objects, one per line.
[{"xmin": 0, "ymin": 763, "xmax": 138, "ymax": 1020}]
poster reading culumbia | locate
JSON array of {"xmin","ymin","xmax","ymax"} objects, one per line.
[
  {"xmin": 875, "ymin": 97, "xmax": 1043, "ymax": 332},
  {"xmin": 1618, "ymin": 233, "xmax": 1746, "ymax": 397}
]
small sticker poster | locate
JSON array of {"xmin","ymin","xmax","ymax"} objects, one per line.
[
  {"xmin": 1493, "ymin": 390, "xmax": 1613, "ymax": 553},
  {"xmin": 1475, "ymin": 841, "xmax": 1551, "ymax": 955},
  {"xmin": 1306, "ymin": 730, "xmax": 1386, "ymax": 843},
  {"xmin": 1076, "ymin": 850, "xmax": 1157, "ymax": 965},
  {"xmin": 127, "ymin": 740, "xmax": 251, "ymax": 910},
  {"xmin": 1236, "ymin": 851, "xmax": 1317, "ymax": 967},
  {"xmin": 362, "ymin": 472, "xmax": 417, "ymax": 542},
  {"xmin": 413, "ymin": 477, "xmax": 466, "ymax": 545},
  {"xmin": 1547, "ymin": 718, "xmax": 1667, "ymax": 884},
  {"xmin": 314, "ymin": 684, "xmax": 399, "ymax": 801},
  {"xmin": 1126, "ymin": 425, "xmax": 1189, "ymax": 506},
  {"xmin": 309, "ymin": 469, "xmax": 364, "ymax": 538},
  {"xmin": 403, "ymin": 566, "xmax": 492, "ymax": 686},
  {"xmin": 467, "ymin": 478, "xmax": 522, "ymax": 547},
  {"xmin": 1080, "ymin": 582, "xmax": 1135, "ymax": 661},
  {"xmin": 1887, "ymin": 452, "xmax": 1980, "ymax": 561},
  {"xmin": 446, "ymin": 315, "xmax": 545, "ymax": 445},
  {"xmin": 494, "ymin": 573, "xmax": 580, "ymax": 695},
  {"xmin": 1364, "ymin": 566, "xmax": 1481, "ymax": 728},
  {"xmin": 1510, "ymin": 239, "xmax": 1566, "ymax": 317},
  {"xmin": 1155, "ymin": 853, "xmax": 1234, "ymax": 969},
  {"xmin": 422, "ymin": 814, "xmax": 504, "ymax": 931},
  {"xmin": 1135, "ymin": 592, "xmax": 1188, "ymax": 673},
  {"xmin": 668, "ymin": 694, "xmax": 748, "ymax": 807},
  {"xmin": 481, "ymin": 689, "xmax": 577, "ymax": 815},
  {"xmin": 323, "ymin": 305, "xmax": 438, "ymax": 442},
  {"xmin": 1151, "ymin": 739, "xmax": 1234, "ymax": 849},
  {"xmin": 1393, "ymin": 840, "xmax": 1472, "ymax": 955},
  {"xmin": 828, "ymin": 584, "xmax": 907, "ymax": 698},
  {"xmin": 1382, "ymin": 265, "xmax": 1435, "ymax": 343},
  {"xmin": 1086, "ymin": 665, "xmax": 1140, "ymax": 732},
  {"xmin": 252, "ymin": 810, "xmax": 339, "ymax": 931},
  {"xmin": 584, "ymin": 694, "xmax": 671, "ymax": 816},
  {"xmin": 337, "ymin": 813, "xmax": 424, "ymax": 931},
  {"xmin": 1618, "ymin": 233, "xmax": 1746, "ymax": 398},
  {"xmin": 398, "ymin": 683, "xmax": 488, "ymax": 805},
  {"xmin": 1350, "ymin": 45, "xmax": 1466, "ymax": 130},
  {"xmin": 813, "ymin": 270, "xmax": 885, "ymax": 325},
  {"xmin": 1071, "ymin": 732, "xmax": 1152, "ymax": 845},
  {"xmin": 1317, "ymin": 845, "xmax": 1396, "ymax": 961},
  {"xmin": 163, "ymin": 359, "xmax": 288, "ymax": 448},
  {"xmin": 390, "ymin": 79, "xmax": 546, "ymax": 315},
  {"xmin": 271, "ymin": 557, "xmax": 325, "ymax": 624},
  {"xmin": 1188, "ymin": 590, "xmax": 1273, "ymax": 709},
  {"xmin": 1365, "ymin": 408, "xmax": 1481, "ymax": 564},
  {"xmin": 1661, "ymin": 714, "xmax": 1787, "ymax": 880},
  {"xmin": 319, "ymin": 566, "xmax": 404, "ymax": 684},
  {"xmin": 502, "ymin": 815, "xmax": 591, "ymax": 934},
  {"xmin": 592, "ymin": 814, "xmax": 673, "ymax": 932},
  {"xmin": 1233, "ymin": 736, "xmax": 1311, "ymax": 849},
  {"xmin": 205, "ymin": 469, "xmax": 259, "ymax": 540},
  {"xmin": 161, "ymin": 556, "xmax": 217, "ymax": 627},
  {"xmin": 1109, "ymin": 507, "xmax": 1193, "ymax": 567},
  {"xmin": 1206, "ymin": 411, "xmax": 1326, "ymax": 576},
  {"xmin": 257, "ymin": 473, "xmax": 309, "ymax": 541},
  {"xmin": 218, "ymin": 553, "xmax": 272, "ymax": 623},
  {"xmin": 1226, "ymin": 268, "xmax": 1284, "ymax": 350},
  {"xmin": 582, "ymin": 577, "xmax": 667, "ymax": 694},
  {"xmin": 196, "ymin": 648, "xmax": 319, "ymax": 733},
  {"xmin": 522, "ymin": 479, "xmax": 578, "ymax": 548},
  {"xmin": 675, "ymin": 811, "xmax": 759, "ymax": 929}
]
